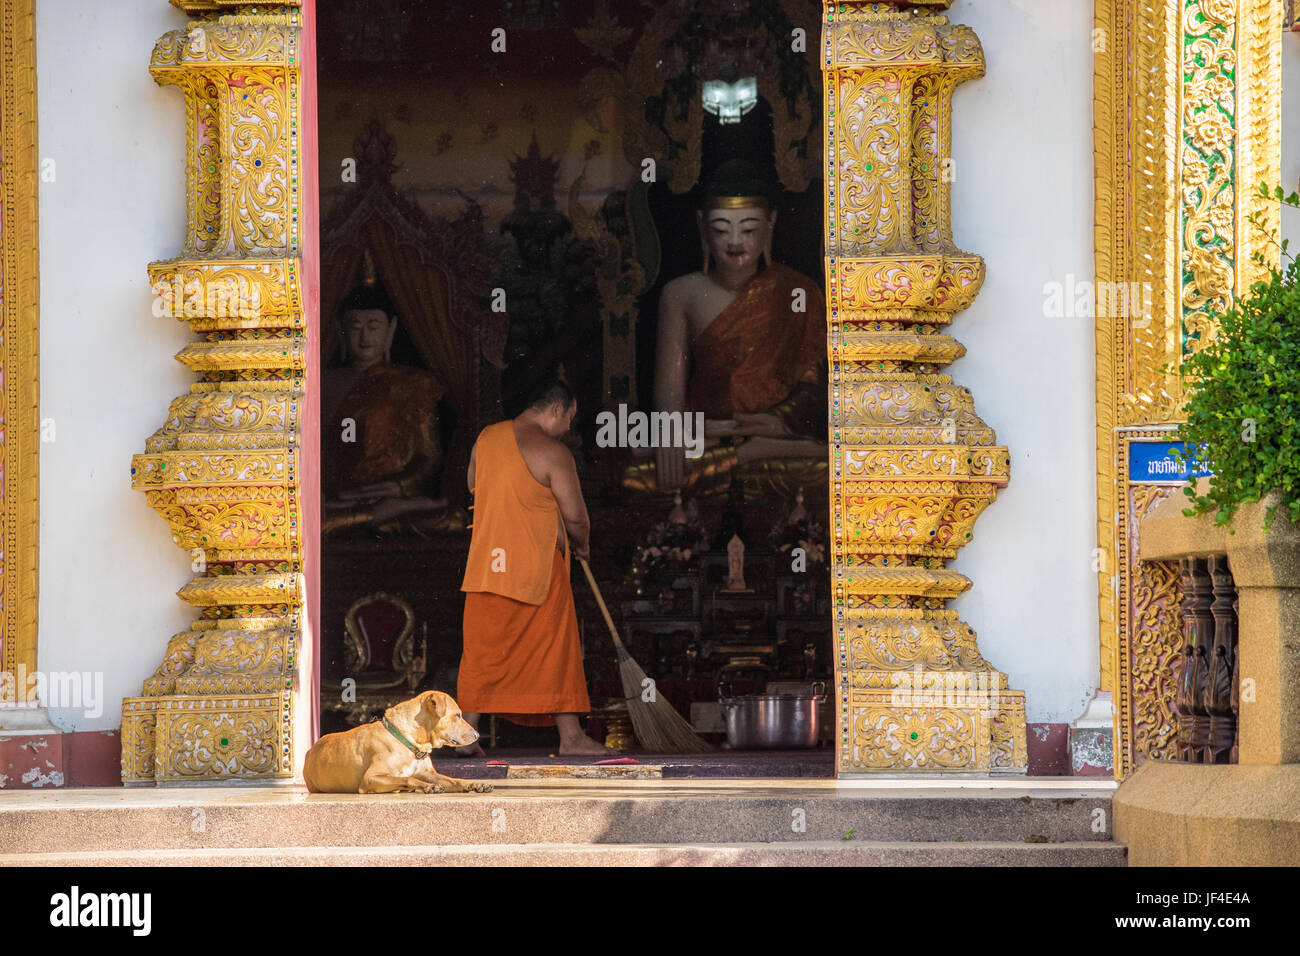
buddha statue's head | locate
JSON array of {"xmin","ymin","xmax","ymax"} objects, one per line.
[
  {"xmin": 698, "ymin": 158, "xmax": 776, "ymax": 276},
  {"xmin": 337, "ymin": 271, "xmax": 398, "ymax": 370}
]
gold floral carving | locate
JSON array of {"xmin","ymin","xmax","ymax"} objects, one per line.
[
  {"xmin": 825, "ymin": 2, "xmax": 1025, "ymax": 774},
  {"xmin": 122, "ymin": 2, "xmax": 306, "ymax": 785},
  {"xmin": 845, "ymin": 689, "xmax": 1026, "ymax": 772},
  {"xmin": 170, "ymin": 0, "xmax": 302, "ymax": 13},
  {"xmin": 148, "ymin": 258, "xmax": 302, "ymax": 327},
  {"xmin": 0, "ymin": 0, "xmax": 40, "ymax": 698},
  {"xmin": 149, "ymin": 693, "xmax": 287, "ymax": 778},
  {"xmin": 1108, "ymin": 440, "xmax": 1187, "ymax": 776},
  {"xmin": 1126, "ymin": 485, "xmax": 1182, "ymax": 765},
  {"xmin": 1094, "ymin": 0, "xmax": 1281, "ymax": 777}
]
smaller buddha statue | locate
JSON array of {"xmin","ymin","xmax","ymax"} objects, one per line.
[{"xmin": 322, "ymin": 259, "xmax": 460, "ymax": 535}]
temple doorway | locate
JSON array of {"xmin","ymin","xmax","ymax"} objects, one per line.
[{"xmin": 314, "ymin": 0, "xmax": 833, "ymax": 778}]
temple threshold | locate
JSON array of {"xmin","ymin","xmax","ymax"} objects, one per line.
[
  {"xmin": 439, "ymin": 749, "xmax": 837, "ymax": 779},
  {"xmin": 0, "ymin": 778, "xmax": 1123, "ymax": 867}
]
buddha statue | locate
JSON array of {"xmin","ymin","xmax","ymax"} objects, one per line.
[
  {"xmin": 322, "ymin": 269, "xmax": 461, "ymax": 535},
  {"xmin": 624, "ymin": 159, "xmax": 827, "ymax": 498}
]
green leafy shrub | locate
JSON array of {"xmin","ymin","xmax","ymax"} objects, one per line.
[{"xmin": 1175, "ymin": 184, "xmax": 1300, "ymax": 530}]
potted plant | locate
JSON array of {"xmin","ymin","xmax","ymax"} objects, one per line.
[{"xmin": 1176, "ymin": 183, "xmax": 1300, "ymax": 533}]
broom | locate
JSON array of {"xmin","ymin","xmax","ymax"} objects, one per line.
[{"xmin": 579, "ymin": 558, "xmax": 714, "ymax": 754}]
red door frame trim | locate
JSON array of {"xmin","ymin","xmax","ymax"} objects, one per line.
[{"xmin": 299, "ymin": 0, "xmax": 322, "ymax": 745}]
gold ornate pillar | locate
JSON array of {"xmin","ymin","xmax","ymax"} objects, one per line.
[
  {"xmin": 0, "ymin": 0, "xmax": 40, "ymax": 712},
  {"xmin": 1094, "ymin": 0, "xmax": 1282, "ymax": 777},
  {"xmin": 824, "ymin": 0, "xmax": 1026, "ymax": 773},
  {"xmin": 122, "ymin": 0, "xmax": 309, "ymax": 784}
]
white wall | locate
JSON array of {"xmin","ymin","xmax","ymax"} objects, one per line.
[
  {"xmin": 37, "ymin": 0, "xmax": 191, "ymax": 731},
  {"xmin": 945, "ymin": 0, "xmax": 1098, "ymax": 725}
]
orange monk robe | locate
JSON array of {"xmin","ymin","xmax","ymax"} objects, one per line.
[
  {"xmin": 687, "ymin": 261, "xmax": 826, "ymax": 432},
  {"xmin": 458, "ymin": 421, "xmax": 591, "ymax": 726},
  {"xmin": 458, "ymin": 550, "xmax": 591, "ymax": 727}
]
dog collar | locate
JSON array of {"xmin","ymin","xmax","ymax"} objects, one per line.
[{"xmin": 381, "ymin": 715, "xmax": 431, "ymax": 759}]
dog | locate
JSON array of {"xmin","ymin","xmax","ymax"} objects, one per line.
[{"xmin": 303, "ymin": 690, "xmax": 493, "ymax": 794}]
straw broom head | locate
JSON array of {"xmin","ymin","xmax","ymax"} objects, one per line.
[{"xmin": 582, "ymin": 559, "xmax": 714, "ymax": 754}]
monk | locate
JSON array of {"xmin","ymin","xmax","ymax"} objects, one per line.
[
  {"xmin": 455, "ymin": 378, "xmax": 614, "ymax": 756},
  {"xmin": 624, "ymin": 158, "xmax": 827, "ymax": 497}
]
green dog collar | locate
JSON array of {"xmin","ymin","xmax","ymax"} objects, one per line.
[{"xmin": 381, "ymin": 715, "xmax": 431, "ymax": 759}]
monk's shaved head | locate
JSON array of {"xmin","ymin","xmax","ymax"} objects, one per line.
[{"xmin": 526, "ymin": 377, "xmax": 576, "ymax": 413}]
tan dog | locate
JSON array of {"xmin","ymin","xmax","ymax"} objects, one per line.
[{"xmin": 303, "ymin": 690, "xmax": 493, "ymax": 794}]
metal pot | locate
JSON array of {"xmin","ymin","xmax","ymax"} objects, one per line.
[{"xmin": 717, "ymin": 681, "xmax": 826, "ymax": 749}]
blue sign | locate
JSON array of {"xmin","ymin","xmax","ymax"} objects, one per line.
[{"xmin": 1128, "ymin": 440, "xmax": 1213, "ymax": 484}]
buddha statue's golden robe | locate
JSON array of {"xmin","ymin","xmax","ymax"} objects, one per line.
[
  {"xmin": 323, "ymin": 361, "xmax": 460, "ymax": 534},
  {"xmin": 326, "ymin": 361, "xmax": 441, "ymax": 497},
  {"xmin": 687, "ymin": 261, "xmax": 826, "ymax": 432},
  {"xmin": 625, "ymin": 261, "xmax": 827, "ymax": 499}
]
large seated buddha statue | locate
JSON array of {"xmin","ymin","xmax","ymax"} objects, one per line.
[
  {"xmin": 624, "ymin": 159, "xmax": 827, "ymax": 499},
  {"xmin": 322, "ymin": 273, "xmax": 462, "ymax": 535}
]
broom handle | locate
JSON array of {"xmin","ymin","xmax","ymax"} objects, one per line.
[{"xmin": 579, "ymin": 558, "xmax": 629, "ymax": 655}]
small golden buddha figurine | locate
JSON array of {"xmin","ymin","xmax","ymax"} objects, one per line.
[{"xmin": 624, "ymin": 159, "xmax": 827, "ymax": 499}]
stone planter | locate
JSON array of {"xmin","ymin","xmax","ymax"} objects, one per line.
[
  {"xmin": 1120, "ymin": 482, "xmax": 1300, "ymax": 864},
  {"xmin": 1140, "ymin": 481, "xmax": 1300, "ymax": 763}
]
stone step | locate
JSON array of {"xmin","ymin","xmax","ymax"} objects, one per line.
[
  {"xmin": 0, "ymin": 782, "xmax": 1116, "ymax": 855},
  {"xmin": 0, "ymin": 840, "xmax": 1125, "ymax": 867}
]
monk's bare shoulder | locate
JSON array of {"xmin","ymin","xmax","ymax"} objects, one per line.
[
  {"xmin": 537, "ymin": 433, "xmax": 575, "ymax": 471},
  {"xmin": 513, "ymin": 426, "xmax": 573, "ymax": 486}
]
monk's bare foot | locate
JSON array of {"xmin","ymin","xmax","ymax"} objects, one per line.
[
  {"xmin": 558, "ymin": 733, "xmax": 621, "ymax": 757},
  {"xmin": 453, "ymin": 742, "xmax": 485, "ymax": 757}
]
